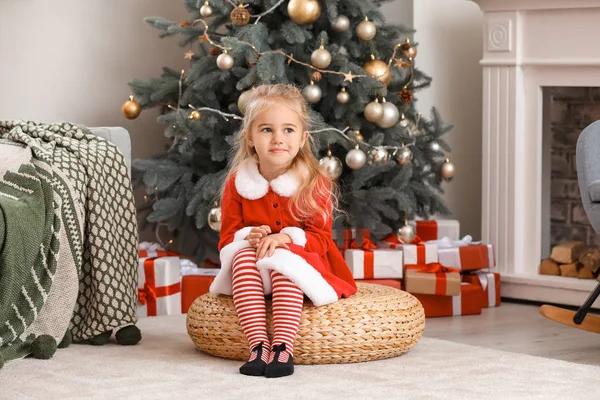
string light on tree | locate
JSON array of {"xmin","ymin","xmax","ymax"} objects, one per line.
[
  {"xmin": 189, "ymin": 110, "xmax": 201, "ymax": 120},
  {"xmin": 352, "ymin": 129, "xmax": 364, "ymax": 142},
  {"xmin": 356, "ymin": 17, "xmax": 377, "ymax": 41},
  {"xmin": 287, "ymin": 0, "xmax": 321, "ymax": 25},
  {"xmin": 320, "ymin": 149, "xmax": 343, "ymax": 179},
  {"xmin": 336, "ymin": 87, "xmax": 350, "ymax": 104},
  {"xmin": 399, "ymin": 113, "xmax": 409, "ymax": 127},
  {"xmin": 332, "ymin": 15, "xmax": 350, "ymax": 32},
  {"xmin": 121, "ymin": 95, "xmax": 141, "ymax": 119},
  {"xmin": 200, "ymin": 1, "xmax": 213, "ymax": 17}
]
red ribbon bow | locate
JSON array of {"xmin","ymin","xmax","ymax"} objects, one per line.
[{"xmin": 138, "ymin": 283, "xmax": 157, "ymax": 305}]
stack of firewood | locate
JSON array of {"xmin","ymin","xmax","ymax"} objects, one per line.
[{"xmin": 540, "ymin": 241, "xmax": 600, "ymax": 280}]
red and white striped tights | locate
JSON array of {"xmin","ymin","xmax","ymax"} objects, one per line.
[{"xmin": 231, "ymin": 248, "xmax": 304, "ymax": 363}]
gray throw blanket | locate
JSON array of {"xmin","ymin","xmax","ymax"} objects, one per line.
[{"xmin": 0, "ymin": 121, "xmax": 138, "ymax": 365}]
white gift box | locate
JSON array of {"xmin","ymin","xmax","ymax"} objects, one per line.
[
  {"xmin": 137, "ymin": 256, "xmax": 182, "ymax": 317},
  {"xmin": 344, "ymin": 249, "xmax": 403, "ymax": 279},
  {"xmin": 411, "ymin": 219, "xmax": 460, "ymax": 241}
]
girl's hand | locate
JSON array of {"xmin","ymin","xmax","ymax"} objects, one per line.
[
  {"xmin": 256, "ymin": 233, "xmax": 291, "ymax": 259},
  {"xmin": 245, "ymin": 225, "xmax": 271, "ymax": 247}
]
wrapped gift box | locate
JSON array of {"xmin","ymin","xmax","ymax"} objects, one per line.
[
  {"xmin": 137, "ymin": 256, "xmax": 182, "ymax": 317},
  {"xmin": 462, "ymin": 271, "xmax": 501, "ymax": 307},
  {"xmin": 437, "ymin": 244, "xmax": 495, "ymax": 272},
  {"xmin": 412, "ymin": 282, "xmax": 483, "ymax": 317},
  {"xmin": 181, "ymin": 271, "xmax": 219, "ymax": 313},
  {"xmin": 138, "ymin": 249, "xmax": 178, "ymax": 258},
  {"xmin": 411, "ymin": 220, "xmax": 460, "ymax": 241},
  {"xmin": 356, "ymin": 279, "xmax": 402, "ymax": 290},
  {"xmin": 404, "ymin": 263, "xmax": 461, "ymax": 296},
  {"xmin": 377, "ymin": 235, "xmax": 438, "ymax": 264},
  {"xmin": 345, "ymin": 249, "xmax": 403, "ymax": 279}
]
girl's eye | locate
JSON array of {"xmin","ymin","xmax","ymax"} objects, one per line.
[
  {"xmin": 262, "ymin": 128, "xmax": 271, "ymax": 133},
  {"xmin": 285, "ymin": 128, "xmax": 294, "ymax": 133}
]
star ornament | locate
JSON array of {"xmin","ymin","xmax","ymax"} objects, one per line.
[
  {"xmin": 343, "ymin": 71, "xmax": 355, "ymax": 83},
  {"xmin": 184, "ymin": 50, "xmax": 194, "ymax": 60}
]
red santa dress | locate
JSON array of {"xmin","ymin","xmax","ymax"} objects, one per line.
[{"xmin": 210, "ymin": 158, "xmax": 357, "ymax": 306}]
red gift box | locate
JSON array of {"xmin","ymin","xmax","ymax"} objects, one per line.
[
  {"xmin": 412, "ymin": 282, "xmax": 482, "ymax": 317},
  {"xmin": 181, "ymin": 274, "xmax": 217, "ymax": 313},
  {"xmin": 356, "ymin": 279, "xmax": 402, "ymax": 290},
  {"xmin": 462, "ymin": 271, "xmax": 501, "ymax": 307},
  {"xmin": 139, "ymin": 249, "xmax": 179, "ymax": 258},
  {"xmin": 437, "ymin": 244, "xmax": 495, "ymax": 272}
]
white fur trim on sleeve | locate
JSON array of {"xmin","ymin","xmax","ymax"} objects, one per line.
[
  {"xmin": 256, "ymin": 248, "xmax": 338, "ymax": 307},
  {"xmin": 233, "ymin": 226, "xmax": 255, "ymax": 242},
  {"xmin": 280, "ymin": 227, "xmax": 307, "ymax": 247}
]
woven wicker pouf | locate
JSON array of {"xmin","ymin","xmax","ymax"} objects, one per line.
[{"xmin": 186, "ymin": 283, "xmax": 425, "ymax": 365}]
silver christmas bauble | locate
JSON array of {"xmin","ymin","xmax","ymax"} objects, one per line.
[
  {"xmin": 364, "ymin": 100, "xmax": 384, "ymax": 123},
  {"xmin": 333, "ymin": 15, "xmax": 350, "ymax": 32},
  {"xmin": 237, "ymin": 89, "xmax": 253, "ymax": 114},
  {"xmin": 345, "ymin": 145, "xmax": 367, "ymax": 170},
  {"xmin": 311, "ymin": 48, "xmax": 332, "ymax": 69},
  {"xmin": 441, "ymin": 159, "xmax": 456, "ymax": 180},
  {"xmin": 216, "ymin": 52, "xmax": 234, "ymax": 70},
  {"xmin": 200, "ymin": 1, "xmax": 214, "ymax": 17},
  {"xmin": 376, "ymin": 101, "xmax": 400, "ymax": 128},
  {"xmin": 320, "ymin": 151, "xmax": 343, "ymax": 179},
  {"xmin": 208, "ymin": 206, "xmax": 222, "ymax": 231},
  {"xmin": 356, "ymin": 19, "xmax": 377, "ymax": 41},
  {"xmin": 369, "ymin": 147, "xmax": 390, "ymax": 164},
  {"xmin": 395, "ymin": 146, "xmax": 413, "ymax": 165},
  {"xmin": 337, "ymin": 88, "xmax": 350, "ymax": 104},
  {"xmin": 303, "ymin": 82, "xmax": 322, "ymax": 103},
  {"xmin": 398, "ymin": 223, "xmax": 416, "ymax": 243}
]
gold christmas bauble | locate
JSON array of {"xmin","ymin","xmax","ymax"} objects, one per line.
[
  {"xmin": 395, "ymin": 146, "xmax": 413, "ymax": 165},
  {"xmin": 237, "ymin": 89, "xmax": 253, "ymax": 114},
  {"xmin": 336, "ymin": 87, "xmax": 350, "ymax": 104},
  {"xmin": 402, "ymin": 43, "xmax": 418, "ymax": 60},
  {"xmin": 356, "ymin": 18, "xmax": 377, "ymax": 41},
  {"xmin": 369, "ymin": 147, "xmax": 390, "ymax": 164},
  {"xmin": 376, "ymin": 100, "xmax": 400, "ymax": 128},
  {"xmin": 363, "ymin": 58, "xmax": 391, "ymax": 86},
  {"xmin": 190, "ymin": 110, "xmax": 201, "ymax": 120},
  {"xmin": 121, "ymin": 96, "xmax": 141, "ymax": 120},
  {"xmin": 302, "ymin": 82, "xmax": 322, "ymax": 103},
  {"xmin": 398, "ymin": 223, "xmax": 416, "ymax": 243},
  {"xmin": 310, "ymin": 47, "xmax": 331, "ymax": 69},
  {"xmin": 208, "ymin": 206, "xmax": 222, "ymax": 231},
  {"xmin": 200, "ymin": 1, "xmax": 214, "ymax": 18},
  {"xmin": 345, "ymin": 145, "xmax": 367, "ymax": 170},
  {"xmin": 332, "ymin": 15, "xmax": 350, "ymax": 32},
  {"xmin": 231, "ymin": 6, "xmax": 251, "ymax": 26},
  {"xmin": 364, "ymin": 99, "xmax": 384, "ymax": 123},
  {"xmin": 320, "ymin": 150, "xmax": 343, "ymax": 179},
  {"xmin": 441, "ymin": 159, "xmax": 456, "ymax": 181},
  {"xmin": 352, "ymin": 130, "xmax": 364, "ymax": 142},
  {"xmin": 217, "ymin": 52, "xmax": 234, "ymax": 70},
  {"xmin": 288, "ymin": 0, "xmax": 321, "ymax": 25}
]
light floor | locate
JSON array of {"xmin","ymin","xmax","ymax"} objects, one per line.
[{"xmin": 424, "ymin": 301, "xmax": 600, "ymax": 365}]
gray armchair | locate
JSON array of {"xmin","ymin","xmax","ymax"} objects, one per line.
[
  {"xmin": 89, "ymin": 127, "xmax": 132, "ymax": 175},
  {"xmin": 541, "ymin": 120, "xmax": 600, "ymax": 334}
]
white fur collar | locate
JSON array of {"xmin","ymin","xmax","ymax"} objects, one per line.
[{"xmin": 235, "ymin": 159, "xmax": 300, "ymax": 200}]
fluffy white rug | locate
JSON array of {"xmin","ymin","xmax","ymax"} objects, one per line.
[{"xmin": 2, "ymin": 314, "xmax": 600, "ymax": 399}]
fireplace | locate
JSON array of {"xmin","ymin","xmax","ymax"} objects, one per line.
[{"xmin": 472, "ymin": 0, "xmax": 600, "ymax": 306}]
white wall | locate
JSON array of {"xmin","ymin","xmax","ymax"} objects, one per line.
[
  {"xmin": 413, "ymin": 0, "xmax": 484, "ymax": 239},
  {"xmin": 0, "ymin": 0, "xmax": 188, "ymax": 160}
]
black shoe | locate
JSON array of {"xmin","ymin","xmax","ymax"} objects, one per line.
[
  {"xmin": 265, "ymin": 343, "xmax": 294, "ymax": 378},
  {"xmin": 239, "ymin": 342, "xmax": 268, "ymax": 376}
]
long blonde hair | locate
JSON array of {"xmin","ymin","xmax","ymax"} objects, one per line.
[{"xmin": 222, "ymin": 84, "xmax": 340, "ymax": 226}]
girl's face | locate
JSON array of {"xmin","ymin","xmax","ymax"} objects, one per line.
[{"xmin": 248, "ymin": 102, "xmax": 308, "ymax": 177}]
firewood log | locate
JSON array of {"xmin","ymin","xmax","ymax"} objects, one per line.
[{"xmin": 550, "ymin": 241, "xmax": 585, "ymax": 264}]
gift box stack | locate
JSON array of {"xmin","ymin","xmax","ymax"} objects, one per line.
[
  {"xmin": 336, "ymin": 220, "xmax": 501, "ymax": 318},
  {"xmin": 137, "ymin": 242, "xmax": 220, "ymax": 317}
]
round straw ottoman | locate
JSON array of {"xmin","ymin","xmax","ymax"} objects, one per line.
[{"xmin": 186, "ymin": 283, "xmax": 425, "ymax": 365}]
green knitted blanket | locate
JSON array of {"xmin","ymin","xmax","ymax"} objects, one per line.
[{"xmin": 0, "ymin": 121, "xmax": 139, "ymax": 365}]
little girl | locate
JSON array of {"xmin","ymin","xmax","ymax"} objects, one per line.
[{"xmin": 209, "ymin": 84, "xmax": 357, "ymax": 378}]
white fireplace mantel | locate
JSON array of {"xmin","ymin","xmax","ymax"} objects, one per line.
[{"xmin": 472, "ymin": 0, "xmax": 600, "ymax": 306}]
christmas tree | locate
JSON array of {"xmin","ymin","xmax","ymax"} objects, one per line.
[{"xmin": 125, "ymin": 0, "xmax": 455, "ymax": 261}]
